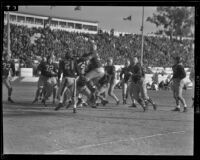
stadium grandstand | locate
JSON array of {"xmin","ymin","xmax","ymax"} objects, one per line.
[{"xmin": 4, "ymin": 11, "xmax": 99, "ymax": 34}]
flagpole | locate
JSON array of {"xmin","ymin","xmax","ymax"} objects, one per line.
[
  {"xmin": 7, "ymin": 11, "xmax": 11, "ymax": 57},
  {"xmin": 140, "ymin": 6, "xmax": 144, "ymax": 66}
]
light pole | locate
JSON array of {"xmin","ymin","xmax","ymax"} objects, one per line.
[
  {"xmin": 140, "ymin": 6, "xmax": 144, "ymax": 66},
  {"xmin": 7, "ymin": 11, "xmax": 11, "ymax": 57}
]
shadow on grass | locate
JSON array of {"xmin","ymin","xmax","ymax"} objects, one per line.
[{"xmin": 3, "ymin": 106, "xmax": 193, "ymax": 123}]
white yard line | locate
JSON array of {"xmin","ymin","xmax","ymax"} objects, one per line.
[{"xmin": 50, "ymin": 130, "xmax": 185, "ymax": 154}]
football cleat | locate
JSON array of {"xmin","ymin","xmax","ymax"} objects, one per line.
[
  {"xmin": 143, "ymin": 106, "xmax": 148, "ymax": 112},
  {"xmin": 32, "ymin": 98, "xmax": 38, "ymax": 104},
  {"xmin": 41, "ymin": 99, "xmax": 47, "ymax": 107},
  {"xmin": 172, "ymin": 108, "xmax": 181, "ymax": 112},
  {"xmin": 153, "ymin": 103, "xmax": 157, "ymax": 111},
  {"xmin": 55, "ymin": 103, "xmax": 63, "ymax": 111},
  {"xmin": 101, "ymin": 100, "xmax": 109, "ymax": 106},
  {"xmin": 183, "ymin": 107, "xmax": 188, "ymax": 112},
  {"xmin": 66, "ymin": 100, "xmax": 72, "ymax": 108},
  {"xmin": 129, "ymin": 103, "xmax": 137, "ymax": 108},
  {"xmin": 73, "ymin": 108, "xmax": 77, "ymax": 113},
  {"xmin": 116, "ymin": 100, "xmax": 120, "ymax": 105},
  {"xmin": 77, "ymin": 98, "xmax": 83, "ymax": 107},
  {"xmin": 8, "ymin": 97, "xmax": 15, "ymax": 103},
  {"xmin": 123, "ymin": 99, "xmax": 127, "ymax": 104}
]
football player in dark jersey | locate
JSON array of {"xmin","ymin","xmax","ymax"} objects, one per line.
[
  {"xmin": 32, "ymin": 56, "xmax": 47, "ymax": 104},
  {"xmin": 120, "ymin": 59, "xmax": 132, "ymax": 104},
  {"xmin": 104, "ymin": 57, "xmax": 120, "ymax": 105},
  {"xmin": 171, "ymin": 56, "xmax": 187, "ymax": 112},
  {"xmin": 95, "ymin": 71, "xmax": 110, "ymax": 106},
  {"xmin": 55, "ymin": 51, "xmax": 79, "ymax": 111},
  {"xmin": 2, "ymin": 54, "xmax": 15, "ymax": 103},
  {"xmin": 84, "ymin": 43, "xmax": 105, "ymax": 105},
  {"xmin": 129, "ymin": 57, "xmax": 157, "ymax": 111},
  {"xmin": 39, "ymin": 55, "xmax": 58, "ymax": 106}
]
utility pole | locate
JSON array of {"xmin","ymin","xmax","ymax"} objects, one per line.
[
  {"xmin": 7, "ymin": 11, "xmax": 11, "ymax": 56},
  {"xmin": 140, "ymin": 6, "xmax": 144, "ymax": 66}
]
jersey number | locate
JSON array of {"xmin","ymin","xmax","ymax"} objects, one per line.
[{"xmin": 46, "ymin": 65, "xmax": 53, "ymax": 72}]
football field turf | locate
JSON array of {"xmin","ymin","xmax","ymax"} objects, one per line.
[{"xmin": 2, "ymin": 79, "xmax": 194, "ymax": 155}]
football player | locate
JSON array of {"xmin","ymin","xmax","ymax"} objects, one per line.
[
  {"xmin": 39, "ymin": 55, "xmax": 58, "ymax": 106},
  {"xmin": 171, "ymin": 56, "xmax": 187, "ymax": 112},
  {"xmin": 120, "ymin": 59, "xmax": 133, "ymax": 104},
  {"xmin": 84, "ymin": 43, "xmax": 105, "ymax": 104},
  {"xmin": 32, "ymin": 56, "xmax": 47, "ymax": 104},
  {"xmin": 129, "ymin": 56, "xmax": 157, "ymax": 111},
  {"xmin": 104, "ymin": 57, "xmax": 120, "ymax": 105},
  {"xmin": 55, "ymin": 50, "xmax": 79, "ymax": 111},
  {"xmin": 2, "ymin": 53, "xmax": 15, "ymax": 103}
]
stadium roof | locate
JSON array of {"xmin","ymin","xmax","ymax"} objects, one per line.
[{"xmin": 14, "ymin": 11, "xmax": 99, "ymax": 24}]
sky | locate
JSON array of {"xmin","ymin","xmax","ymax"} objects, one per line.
[{"xmin": 18, "ymin": 6, "xmax": 158, "ymax": 34}]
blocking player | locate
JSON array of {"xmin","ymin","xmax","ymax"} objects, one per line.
[
  {"xmin": 94, "ymin": 70, "xmax": 110, "ymax": 106},
  {"xmin": 84, "ymin": 43, "xmax": 105, "ymax": 103},
  {"xmin": 55, "ymin": 51, "xmax": 79, "ymax": 111},
  {"xmin": 129, "ymin": 56, "xmax": 157, "ymax": 111},
  {"xmin": 32, "ymin": 56, "xmax": 47, "ymax": 104},
  {"xmin": 39, "ymin": 55, "xmax": 58, "ymax": 106},
  {"xmin": 104, "ymin": 57, "xmax": 120, "ymax": 105},
  {"xmin": 171, "ymin": 56, "xmax": 187, "ymax": 112},
  {"xmin": 120, "ymin": 58, "xmax": 133, "ymax": 105},
  {"xmin": 2, "ymin": 53, "xmax": 15, "ymax": 103}
]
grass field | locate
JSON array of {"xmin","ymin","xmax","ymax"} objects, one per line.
[{"xmin": 2, "ymin": 79, "xmax": 194, "ymax": 155}]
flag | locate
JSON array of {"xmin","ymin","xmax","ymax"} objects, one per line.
[
  {"xmin": 74, "ymin": 6, "xmax": 81, "ymax": 11},
  {"xmin": 123, "ymin": 15, "xmax": 131, "ymax": 21}
]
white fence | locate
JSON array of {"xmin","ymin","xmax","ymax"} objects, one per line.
[{"xmin": 20, "ymin": 68, "xmax": 33, "ymax": 77}]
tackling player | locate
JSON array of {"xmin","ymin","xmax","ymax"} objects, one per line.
[
  {"xmin": 2, "ymin": 53, "xmax": 15, "ymax": 103},
  {"xmin": 129, "ymin": 57, "xmax": 157, "ymax": 111},
  {"xmin": 84, "ymin": 43, "xmax": 105, "ymax": 104}
]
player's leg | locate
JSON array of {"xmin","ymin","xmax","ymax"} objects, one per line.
[
  {"xmin": 191, "ymin": 80, "xmax": 194, "ymax": 108},
  {"xmin": 172, "ymin": 80, "xmax": 181, "ymax": 111},
  {"xmin": 128, "ymin": 82, "xmax": 138, "ymax": 108},
  {"xmin": 42, "ymin": 77, "xmax": 53, "ymax": 106},
  {"xmin": 108, "ymin": 79, "xmax": 120, "ymax": 105},
  {"xmin": 52, "ymin": 77, "xmax": 58, "ymax": 104},
  {"xmin": 140, "ymin": 78, "xmax": 157, "ymax": 110},
  {"xmin": 32, "ymin": 76, "xmax": 44, "ymax": 103},
  {"xmin": 128, "ymin": 82, "xmax": 137, "ymax": 107},
  {"xmin": 131, "ymin": 82, "xmax": 146, "ymax": 110},
  {"xmin": 96, "ymin": 84, "xmax": 109, "ymax": 106},
  {"xmin": 3, "ymin": 77, "xmax": 14, "ymax": 103},
  {"xmin": 122, "ymin": 81, "xmax": 127, "ymax": 104},
  {"xmin": 55, "ymin": 77, "xmax": 74, "ymax": 110},
  {"xmin": 177, "ymin": 79, "xmax": 187, "ymax": 112}
]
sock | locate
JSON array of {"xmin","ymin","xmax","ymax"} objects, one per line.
[{"xmin": 8, "ymin": 88, "xmax": 12, "ymax": 98}]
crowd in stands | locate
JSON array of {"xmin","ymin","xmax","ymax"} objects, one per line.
[{"xmin": 3, "ymin": 24, "xmax": 194, "ymax": 69}]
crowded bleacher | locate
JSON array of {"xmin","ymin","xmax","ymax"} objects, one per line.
[{"xmin": 3, "ymin": 23, "xmax": 194, "ymax": 75}]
